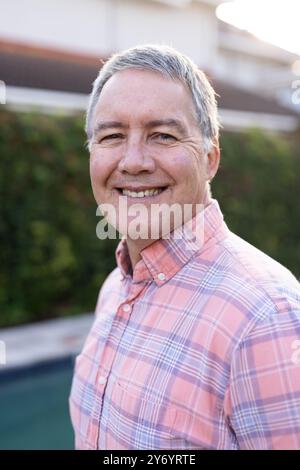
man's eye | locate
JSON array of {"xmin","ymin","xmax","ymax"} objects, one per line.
[
  {"xmin": 99, "ymin": 133, "xmax": 124, "ymax": 143},
  {"xmin": 151, "ymin": 133, "xmax": 177, "ymax": 143}
]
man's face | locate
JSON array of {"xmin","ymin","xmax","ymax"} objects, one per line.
[{"xmin": 89, "ymin": 69, "xmax": 219, "ymax": 240}]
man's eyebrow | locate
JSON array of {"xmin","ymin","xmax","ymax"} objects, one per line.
[
  {"xmin": 145, "ymin": 119, "xmax": 187, "ymax": 134},
  {"xmin": 93, "ymin": 118, "xmax": 187, "ymax": 135},
  {"xmin": 93, "ymin": 121, "xmax": 128, "ymax": 134}
]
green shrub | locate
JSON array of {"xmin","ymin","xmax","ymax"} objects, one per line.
[
  {"xmin": 0, "ymin": 109, "xmax": 118, "ymax": 327},
  {"xmin": 213, "ymin": 129, "xmax": 300, "ymax": 278}
]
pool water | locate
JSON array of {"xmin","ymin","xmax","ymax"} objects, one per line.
[{"xmin": 0, "ymin": 357, "xmax": 75, "ymax": 450}]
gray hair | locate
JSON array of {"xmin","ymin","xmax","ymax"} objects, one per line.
[{"xmin": 85, "ymin": 44, "xmax": 220, "ymax": 153}]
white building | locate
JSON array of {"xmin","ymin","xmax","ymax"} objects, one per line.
[
  {"xmin": 0, "ymin": 0, "xmax": 221, "ymax": 66},
  {"xmin": 0, "ymin": 0, "xmax": 299, "ymax": 132},
  {"xmin": 215, "ymin": 20, "xmax": 299, "ymax": 109}
]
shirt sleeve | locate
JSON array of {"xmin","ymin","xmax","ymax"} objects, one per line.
[{"xmin": 224, "ymin": 309, "xmax": 300, "ymax": 450}]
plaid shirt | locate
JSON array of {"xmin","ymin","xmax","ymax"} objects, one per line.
[{"xmin": 69, "ymin": 199, "xmax": 300, "ymax": 450}]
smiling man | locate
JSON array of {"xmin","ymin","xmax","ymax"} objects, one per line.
[
  {"xmin": 88, "ymin": 60, "xmax": 219, "ymax": 267},
  {"xmin": 69, "ymin": 45, "xmax": 300, "ymax": 450}
]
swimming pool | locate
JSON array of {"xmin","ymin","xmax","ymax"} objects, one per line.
[{"xmin": 0, "ymin": 357, "xmax": 75, "ymax": 450}]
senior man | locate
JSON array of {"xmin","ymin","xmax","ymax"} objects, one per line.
[{"xmin": 69, "ymin": 45, "xmax": 300, "ymax": 450}]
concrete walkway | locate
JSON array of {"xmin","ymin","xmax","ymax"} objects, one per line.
[{"xmin": 0, "ymin": 313, "xmax": 94, "ymax": 371}]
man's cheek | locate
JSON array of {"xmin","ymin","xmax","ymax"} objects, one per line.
[
  {"xmin": 90, "ymin": 167, "xmax": 105, "ymax": 203},
  {"xmin": 90, "ymin": 158, "xmax": 105, "ymax": 184},
  {"xmin": 89, "ymin": 157, "xmax": 97, "ymax": 180},
  {"xmin": 90, "ymin": 178, "xmax": 101, "ymax": 205}
]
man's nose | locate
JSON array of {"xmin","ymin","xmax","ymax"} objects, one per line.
[{"xmin": 118, "ymin": 139, "xmax": 155, "ymax": 174}]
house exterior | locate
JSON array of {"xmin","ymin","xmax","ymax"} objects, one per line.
[{"xmin": 0, "ymin": 0, "xmax": 299, "ymax": 132}]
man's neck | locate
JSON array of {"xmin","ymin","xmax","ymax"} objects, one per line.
[
  {"xmin": 126, "ymin": 238, "xmax": 153, "ymax": 271},
  {"xmin": 125, "ymin": 195, "xmax": 212, "ymax": 272}
]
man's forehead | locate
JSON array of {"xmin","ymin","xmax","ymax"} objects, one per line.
[
  {"xmin": 97, "ymin": 69, "xmax": 192, "ymax": 106},
  {"xmin": 93, "ymin": 69, "xmax": 198, "ymax": 133},
  {"xmin": 101, "ymin": 68, "xmax": 181, "ymax": 89}
]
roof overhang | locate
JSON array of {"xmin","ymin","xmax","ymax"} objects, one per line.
[{"xmin": 219, "ymin": 108, "xmax": 299, "ymax": 133}]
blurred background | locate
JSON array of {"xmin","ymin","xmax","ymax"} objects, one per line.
[{"xmin": 0, "ymin": 0, "xmax": 300, "ymax": 450}]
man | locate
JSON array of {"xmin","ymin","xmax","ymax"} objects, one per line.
[{"xmin": 69, "ymin": 44, "xmax": 300, "ymax": 450}]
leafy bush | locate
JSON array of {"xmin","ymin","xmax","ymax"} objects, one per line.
[
  {"xmin": 0, "ymin": 109, "xmax": 118, "ymax": 327},
  {"xmin": 213, "ymin": 129, "xmax": 300, "ymax": 278}
]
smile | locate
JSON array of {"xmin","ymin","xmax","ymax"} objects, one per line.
[{"xmin": 117, "ymin": 187, "xmax": 167, "ymax": 198}]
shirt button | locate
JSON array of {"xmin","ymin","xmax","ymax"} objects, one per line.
[
  {"xmin": 157, "ymin": 272, "xmax": 166, "ymax": 281},
  {"xmin": 98, "ymin": 376, "xmax": 106, "ymax": 385},
  {"xmin": 123, "ymin": 303, "xmax": 131, "ymax": 313}
]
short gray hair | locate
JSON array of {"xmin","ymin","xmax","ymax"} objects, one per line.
[{"xmin": 86, "ymin": 44, "xmax": 220, "ymax": 153}]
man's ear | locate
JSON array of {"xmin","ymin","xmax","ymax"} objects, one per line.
[{"xmin": 206, "ymin": 138, "xmax": 220, "ymax": 182}]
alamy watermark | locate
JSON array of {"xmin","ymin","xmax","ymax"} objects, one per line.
[
  {"xmin": 291, "ymin": 339, "xmax": 300, "ymax": 365},
  {"xmin": 0, "ymin": 340, "xmax": 6, "ymax": 365},
  {"xmin": 95, "ymin": 199, "xmax": 204, "ymax": 251},
  {"xmin": 0, "ymin": 80, "xmax": 6, "ymax": 105},
  {"xmin": 292, "ymin": 80, "xmax": 300, "ymax": 105},
  {"xmin": 292, "ymin": 60, "xmax": 300, "ymax": 105}
]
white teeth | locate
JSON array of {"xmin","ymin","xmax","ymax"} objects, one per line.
[{"xmin": 122, "ymin": 188, "xmax": 164, "ymax": 197}]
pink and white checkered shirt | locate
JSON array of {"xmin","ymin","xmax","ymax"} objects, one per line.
[{"xmin": 69, "ymin": 199, "xmax": 300, "ymax": 450}]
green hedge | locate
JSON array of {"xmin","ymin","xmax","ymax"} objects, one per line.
[
  {"xmin": 213, "ymin": 129, "xmax": 300, "ymax": 278},
  {"xmin": 0, "ymin": 109, "xmax": 299, "ymax": 327},
  {"xmin": 0, "ymin": 109, "xmax": 118, "ymax": 327}
]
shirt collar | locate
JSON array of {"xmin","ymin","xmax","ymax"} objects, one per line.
[{"xmin": 115, "ymin": 199, "xmax": 228, "ymax": 285}]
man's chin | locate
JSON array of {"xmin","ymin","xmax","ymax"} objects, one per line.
[{"xmin": 116, "ymin": 223, "xmax": 173, "ymax": 242}]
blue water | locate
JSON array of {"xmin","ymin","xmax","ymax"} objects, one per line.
[{"xmin": 0, "ymin": 357, "xmax": 75, "ymax": 450}]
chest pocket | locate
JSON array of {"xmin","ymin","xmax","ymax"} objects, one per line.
[
  {"xmin": 104, "ymin": 379, "xmax": 178, "ymax": 450},
  {"xmin": 106, "ymin": 377, "xmax": 223, "ymax": 450}
]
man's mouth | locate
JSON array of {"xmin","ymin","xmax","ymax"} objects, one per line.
[{"xmin": 116, "ymin": 187, "xmax": 168, "ymax": 198}]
